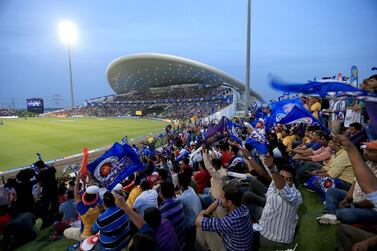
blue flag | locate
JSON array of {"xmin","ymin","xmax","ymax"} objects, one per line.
[
  {"xmin": 269, "ymin": 98, "xmax": 320, "ymax": 126},
  {"xmin": 228, "ymin": 133, "xmax": 243, "ymax": 146},
  {"xmin": 270, "ymin": 77, "xmax": 362, "ymax": 97},
  {"xmin": 245, "ymin": 129, "xmax": 269, "ymax": 154},
  {"xmin": 175, "ymin": 149, "xmax": 190, "ymax": 162},
  {"xmin": 87, "ymin": 143, "xmax": 143, "ymax": 191}
]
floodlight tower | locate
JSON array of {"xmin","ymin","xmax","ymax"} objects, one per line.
[
  {"xmin": 58, "ymin": 21, "xmax": 78, "ymax": 107},
  {"xmin": 245, "ymin": 0, "xmax": 251, "ymax": 113}
]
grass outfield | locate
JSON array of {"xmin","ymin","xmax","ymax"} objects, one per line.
[{"xmin": 0, "ymin": 117, "xmax": 166, "ymax": 171}]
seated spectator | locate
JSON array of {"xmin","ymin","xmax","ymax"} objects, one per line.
[
  {"xmin": 133, "ymin": 180, "xmax": 158, "ymax": 215},
  {"xmin": 290, "ymin": 130, "xmax": 323, "ymax": 154},
  {"xmin": 293, "ymin": 134, "xmax": 332, "ymax": 183},
  {"xmin": 281, "ymin": 129, "xmax": 297, "ymax": 152},
  {"xmin": 64, "ymin": 174, "xmax": 102, "ymax": 241},
  {"xmin": 145, "ymin": 166, "xmax": 159, "ymax": 188},
  {"xmin": 317, "ymin": 140, "xmax": 377, "ymax": 225},
  {"xmin": 91, "ymin": 192, "xmax": 131, "ymax": 250},
  {"xmin": 157, "ymin": 168, "xmax": 172, "ymax": 185},
  {"xmin": 309, "ymin": 96, "xmax": 321, "ymax": 120},
  {"xmin": 219, "ymin": 142, "xmax": 232, "ymax": 167},
  {"xmin": 258, "ymin": 156, "xmax": 302, "ymax": 248},
  {"xmin": 6, "ymin": 169, "xmax": 35, "ymax": 214},
  {"xmin": 125, "ymin": 177, "xmax": 142, "ymax": 208},
  {"xmin": 159, "ymin": 182, "xmax": 186, "ymax": 245},
  {"xmin": 310, "ymin": 139, "xmax": 355, "ymax": 191},
  {"xmin": 59, "ymin": 190, "xmax": 77, "ymax": 223},
  {"xmin": 0, "ymin": 186, "xmax": 14, "ymax": 235},
  {"xmin": 177, "ymin": 172, "xmax": 202, "ymax": 229},
  {"xmin": 142, "ymin": 207, "xmax": 180, "ymax": 251},
  {"xmin": 2, "ymin": 212, "xmax": 42, "ymax": 251},
  {"xmin": 202, "ymin": 150, "xmax": 227, "ymax": 201},
  {"xmin": 128, "ymin": 233, "xmax": 156, "ymax": 251},
  {"xmin": 180, "ymin": 157, "xmax": 192, "ymax": 171},
  {"xmin": 195, "ymin": 184, "xmax": 253, "ymax": 251},
  {"xmin": 192, "ymin": 160, "xmax": 211, "ymax": 194},
  {"xmin": 337, "ymin": 137, "xmax": 377, "ymax": 250},
  {"xmin": 337, "ymin": 224, "xmax": 377, "ymax": 251},
  {"xmin": 348, "ymin": 122, "xmax": 368, "ymax": 151},
  {"xmin": 1, "ymin": 185, "xmax": 42, "ymax": 251},
  {"xmin": 114, "ymin": 193, "xmax": 180, "ymax": 251}
]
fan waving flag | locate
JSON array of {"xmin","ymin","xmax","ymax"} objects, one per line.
[
  {"xmin": 270, "ymin": 77, "xmax": 362, "ymax": 97},
  {"xmin": 269, "ymin": 98, "xmax": 320, "ymax": 126},
  {"xmin": 87, "ymin": 143, "xmax": 143, "ymax": 191},
  {"xmin": 80, "ymin": 147, "xmax": 89, "ymax": 176},
  {"xmin": 205, "ymin": 117, "xmax": 225, "ymax": 145}
]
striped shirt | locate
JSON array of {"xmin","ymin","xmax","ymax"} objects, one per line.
[
  {"xmin": 160, "ymin": 198, "xmax": 186, "ymax": 244},
  {"xmin": 91, "ymin": 206, "xmax": 131, "ymax": 251},
  {"xmin": 59, "ymin": 199, "xmax": 77, "ymax": 222},
  {"xmin": 259, "ymin": 182, "xmax": 302, "ymax": 244},
  {"xmin": 201, "ymin": 204, "xmax": 253, "ymax": 251}
]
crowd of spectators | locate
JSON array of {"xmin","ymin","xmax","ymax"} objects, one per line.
[
  {"xmin": 0, "ymin": 75, "xmax": 376, "ymax": 251},
  {"xmin": 47, "ymin": 85, "xmax": 233, "ymax": 120},
  {"xmin": 113, "ymin": 85, "xmax": 230, "ymax": 102},
  {"xmin": 0, "ymin": 108, "xmax": 17, "ymax": 116}
]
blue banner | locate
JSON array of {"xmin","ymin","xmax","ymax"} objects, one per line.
[
  {"xmin": 269, "ymin": 98, "xmax": 320, "ymax": 125},
  {"xmin": 270, "ymin": 77, "xmax": 362, "ymax": 97},
  {"xmin": 87, "ymin": 143, "xmax": 143, "ymax": 190}
]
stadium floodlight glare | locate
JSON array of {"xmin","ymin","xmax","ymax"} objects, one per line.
[
  {"xmin": 58, "ymin": 21, "xmax": 77, "ymax": 107},
  {"xmin": 58, "ymin": 21, "xmax": 78, "ymax": 45}
]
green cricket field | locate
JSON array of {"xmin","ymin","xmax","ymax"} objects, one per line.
[{"xmin": 0, "ymin": 117, "xmax": 166, "ymax": 171}]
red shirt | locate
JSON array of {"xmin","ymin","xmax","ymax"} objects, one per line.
[
  {"xmin": 0, "ymin": 213, "xmax": 11, "ymax": 235},
  {"xmin": 147, "ymin": 174, "xmax": 160, "ymax": 187},
  {"xmin": 221, "ymin": 151, "xmax": 232, "ymax": 166},
  {"xmin": 194, "ymin": 169, "xmax": 211, "ymax": 194}
]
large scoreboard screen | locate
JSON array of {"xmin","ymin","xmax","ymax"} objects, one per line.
[{"xmin": 27, "ymin": 98, "xmax": 44, "ymax": 114}]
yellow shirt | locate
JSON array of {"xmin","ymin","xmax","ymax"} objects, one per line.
[
  {"xmin": 323, "ymin": 149, "xmax": 355, "ymax": 184},
  {"xmin": 303, "ymin": 136, "xmax": 311, "ymax": 144},
  {"xmin": 310, "ymin": 102, "xmax": 321, "ymax": 119},
  {"xmin": 276, "ymin": 132, "xmax": 283, "ymax": 140},
  {"xmin": 81, "ymin": 206, "xmax": 100, "ymax": 238},
  {"xmin": 282, "ymin": 135, "xmax": 296, "ymax": 150},
  {"xmin": 126, "ymin": 185, "xmax": 142, "ymax": 208}
]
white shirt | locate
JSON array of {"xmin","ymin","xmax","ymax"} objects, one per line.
[
  {"xmin": 133, "ymin": 189, "xmax": 158, "ymax": 215},
  {"xmin": 177, "ymin": 186, "xmax": 202, "ymax": 227},
  {"xmin": 329, "ymin": 99, "xmax": 346, "ymax": 121},
  {"xmin": 259, "ymin": 182, "xmax": 302, "ymax": 244}
]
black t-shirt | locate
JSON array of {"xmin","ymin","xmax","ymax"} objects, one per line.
[
  {"xmin": 38, "ymin": 167, "xmax": 57, "ymax": 197},
  {"xmin": 4, "ymin": 212, "xmax": 37, "ymax": 242}
]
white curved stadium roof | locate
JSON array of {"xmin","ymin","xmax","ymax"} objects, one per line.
[{"xmin": 106, "ymin": 53, "xmax": 263, "ymax": 101}]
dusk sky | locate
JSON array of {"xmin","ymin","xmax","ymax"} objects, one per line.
[{"xmin": 0, "ymin": 0, "xmax": 376, "ymax": 108}]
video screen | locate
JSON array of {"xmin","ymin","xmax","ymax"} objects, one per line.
[{"xmin": 27, "ymin": 98, "xmax": 44, "ymax": 114}]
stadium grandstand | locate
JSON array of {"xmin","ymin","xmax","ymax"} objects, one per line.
[{"xmin": 45, "ymin": 53, "xmax": 263, "ymax": 121}]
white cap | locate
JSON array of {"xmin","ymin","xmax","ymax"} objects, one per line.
[{"xmin": 86, "ymin": 185, "xmax": 99, "ymax": 195}]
